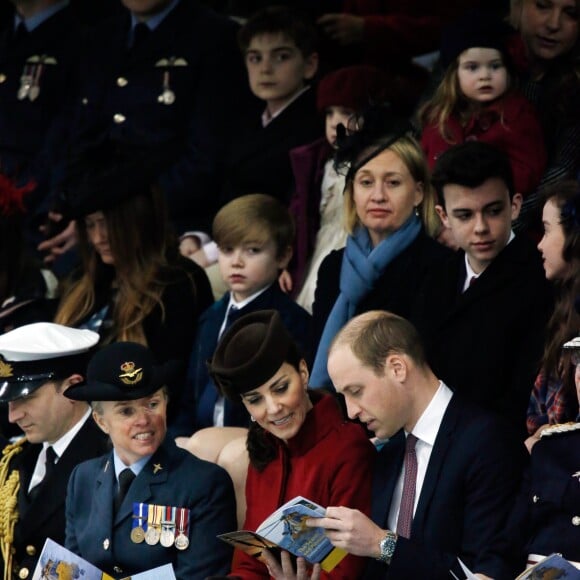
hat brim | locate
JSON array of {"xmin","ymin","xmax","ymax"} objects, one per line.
[
  {"xmin": 65, "ymin": 361, "xmax": 180, "ymax": 402},
  {"xmin": 0, "ymin": 377, "xmax": 52, "ymax": 403}
]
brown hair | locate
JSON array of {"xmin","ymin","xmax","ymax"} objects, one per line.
[
  {"xmin": 331, "ymin": 310, "xmax": 428, "ymax": 374},
  {"xmin": 55, "ymin": 186, "xmax": 187, "ymax": 345},
  {"xmin": 418, "ymin": 57, "xmax": 513, "ymax": 141},
  {"xmin": 540, "ymin": 181, "xmax": 580, "ymax": 392},
  {"xmin": 213, "ymin": 194, "xmax": 295, "ymax": 260}
]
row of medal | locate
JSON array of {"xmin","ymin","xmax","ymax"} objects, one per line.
[
  {"xmin": 130, "ymin": 503, "xmax": 190, "ymax": 550},
  {"xmin": 18, "ymin": 55, "xmax": 57, "ymax": 102}
]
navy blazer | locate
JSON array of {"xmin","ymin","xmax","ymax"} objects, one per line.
[
  {"xmin": 10, "ymin": 416, "xmax": 109, "ymax": 578},
  {"xmin": 413, "ymin": 234, "xmax": 553, "ymax": 434},
  {"xmin": 366, "ymin": 395, "xmax": 527, "ymax": 579},
  {"xmin": 65, "ymin": 439, "xmax": 236, "ymax": 579},
  {"xmin": 172, "ymin": 283, "xmax": 312, "ymax": 436}
]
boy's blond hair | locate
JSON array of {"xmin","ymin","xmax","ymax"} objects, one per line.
[{"xmin": 213, "ymin": 194, "xmax": 295, "ymax": 259}]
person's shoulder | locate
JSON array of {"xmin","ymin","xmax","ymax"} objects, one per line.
[{"xmin": 169, "ymin": 442, "xmax": 232, "ymax": 483}]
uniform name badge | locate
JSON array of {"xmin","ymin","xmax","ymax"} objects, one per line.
[
  {"xmin": 131, "ymin": 502, "xmax": 147, "ymax": 544},
  {"xmin": 144, "ymin": 503, "xmax": 162, "ymax": 545},
  {"xmin": 174, "ymin": 507, "xmax": 190, "ymax": 550},
  {"xmin": 160, "ymin": 505, "xmax": 176, "ymax": 547}
]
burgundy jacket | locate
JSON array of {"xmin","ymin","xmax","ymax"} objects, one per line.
[
  {"xmin": 421, "ymin": 91, "xmax": 547, "ymax": 196},
  {"xmin": 231, "ymin": 393, "xmax": 375, "ymax": 579}
]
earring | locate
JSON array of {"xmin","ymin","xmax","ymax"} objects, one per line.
[
  {"xmin": 250, "ymin": 416, "xmax": 256, "ymax": 422},
  {"xmin": 414, "ymin": 206, "xmax": 420, "ymax": 217}
]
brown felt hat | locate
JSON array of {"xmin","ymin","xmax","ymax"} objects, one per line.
[{"xmin": 208, "ymin": 310, "xmax": 294, "ymax": 400}]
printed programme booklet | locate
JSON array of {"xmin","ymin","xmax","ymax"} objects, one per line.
[
  {"xmin": 32, "ymin": 538, "xmax": 176, "ymax": 580},
  {"xmin": 218, "ymin": 496, "xmax": 347, "ymax": 572}
]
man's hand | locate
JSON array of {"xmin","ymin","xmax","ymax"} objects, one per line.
[
  {"xmin": 307, "ymin": 507, "xmax": 385, "ymax": 558},
  {"xmin": 261, "ymin": 550, "xmax": 321, "ymax": 580},
  {"xmin": 317, "ymin": 14, "xmax": 365, "ymax": 45},
  {"xmin": 38, "ymin": 213, "xmax": 77, "ymax": 264}
]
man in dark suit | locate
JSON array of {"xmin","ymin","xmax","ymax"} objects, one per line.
[
  {"xmin": 0, "ymin": 323, "xmax": 109, "ymax": 580},
  {"xmin": 414, "ymin": 142, "xmax": 553, "ymax": 435},
  {"xmin": 306, "ymin": 311, "xmax": 527, "ymax": 580}
]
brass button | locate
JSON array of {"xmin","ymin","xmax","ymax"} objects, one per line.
[
  {"xmin": 113, "ymin": 566, "xmax": 123, "ymax": 574},
  {"xmin": 0, "ymin": 73, "xmax": 6, "ymax": 84},
  {"xmin": 532, "ymin": 494, "xmax": 539, "ymax": 503},
  {"xmin": 103, "ymin": 538, "xmax": 110, "ymax": 550},
  {"xmin": 113, "ymin": 113, "xmax": 126, "ymax": 124},
  {"xmin": 81, "ymin": 97, "xmax": 89, "ymax": 105},
  {"xmin": 116, "ymin": 77, "xmax": 128, "ymax": 87},
  {"xmin": 572, "ymin": 516, "xmax": 580, "ymax": 526},
  {"xmin": 25, "ymin": 545, "xmax": 36, "ymax": 556},
  {"xmin": 18, "ymin": 568, "xmax": 29, "ymax": 579}
]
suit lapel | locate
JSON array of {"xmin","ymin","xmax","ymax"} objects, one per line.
[
  {"xmin": 411, "ymin": 398, "xmax": 460, "ymax": 537},
  {"xmin": 372, "ymin": 431, "xmax": 405, "ymax": 528}
]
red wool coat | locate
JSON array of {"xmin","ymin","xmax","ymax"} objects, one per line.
[
  {"xmin": 421, "ymin": 91, "xmax": 547, "ymax": 196},
  {"xmin": 230, "ymin": 393, "xmax": 375, "ymax": 579}
]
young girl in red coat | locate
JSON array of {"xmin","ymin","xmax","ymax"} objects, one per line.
[{"xmin": 419, "ymin": 9, "xmax": 547, "ymax": 197}]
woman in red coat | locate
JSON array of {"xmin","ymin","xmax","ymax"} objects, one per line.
[{"xmin": 208, "ymin": 310, "xmax": 375, "ymax": 579}]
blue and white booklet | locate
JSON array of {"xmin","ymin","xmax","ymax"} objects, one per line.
[
  {"xmin": 32, "ymin": 538, "xmax": 176, "ymax": 580},
  {"xmin": 218, "ymin": 496, "xmax": 346, "ymax": 572}
]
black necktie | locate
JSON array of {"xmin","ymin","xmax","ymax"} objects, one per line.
[
  {"xmin": 29, "ymin": 446, "xmax": 57, "ymax": 501},
  {"xmin": 222, "ymin": 305, "xmax": 239, "ymax": 335},
  {"xmin": 131, "ymin": 22, "xmax": 150, "ymax": 52},
  {"xmin": 13, "ymin": 22, "xmax": 28, "ymax": 45},
  {"xmin": 115, "ymin": 468, "xmax": 136, "ymax": 513}
]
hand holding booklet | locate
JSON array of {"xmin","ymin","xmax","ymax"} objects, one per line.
[
  {"xmin": 32, "ymin": 538, "xmax": 176, "ymax": 580},
  {"xmin": 218, "ymin": 496, "xmax": 347, "ymax": 572}
]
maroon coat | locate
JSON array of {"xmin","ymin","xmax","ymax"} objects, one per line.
[
  {"xmin": 421, "ymin": 91, "xmax": 547, "ymax": 196},
  {"xmin": 231, "ymin": 393, "xmax": 375, "ymax": 579},
  {"xmin": 288, "ymin": 138, "xmax": 334, "ymax": 293}
]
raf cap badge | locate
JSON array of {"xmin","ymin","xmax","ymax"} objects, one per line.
[
  {"xmin": 119, "ymin": 361, "xmax": 143, "ymax": 385},
  {"xmin": 0, "ymin": 356, "xmax": 13, "ymax": 378}
]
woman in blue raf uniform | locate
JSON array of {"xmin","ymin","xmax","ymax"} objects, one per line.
[
  {"xmin": 64, "ymin": 341, "xmax": 236, "ymax": 579},
  {"xmin": 505, "ymin": 334, "xmax": 580, "ymax": 573}
]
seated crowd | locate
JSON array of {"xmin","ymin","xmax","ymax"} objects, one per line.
[{"xmin": 0, "ymin": 1, "xmax": 579, "ymax": 579}]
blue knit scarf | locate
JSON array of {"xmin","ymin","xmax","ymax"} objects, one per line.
[{"xmin": 310, "ymin": 214, "xmax": 421, "ymax": 388}]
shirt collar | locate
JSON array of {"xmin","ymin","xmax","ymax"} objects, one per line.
[
  {"xmin": 261, "ymin": 86, "xmax": 310, "ymax": 128},
  {"xmin": 14, "ymin": 0, "xmax": 69, "ymax": 32},
  {"xmin": 409, "ymin": 381, "xmax": 453, "ymax": 447},
  {"xmin": 45, "ymin": 405, "xmax": 91, "ymax": 459},
  {"xmin": 113, "ymin": 449, "xmax": 152, "ymax": 479},
  {"xmin": 464, "ymin": 230, "xmax": 515, "ymax": 287},
  {"xmin": 227, "ymin": 283, "xmax": 272, "ymax": 311},
  {"xmin": 130, "ymin": 0, "xmax": 180, "ymax": 31}
]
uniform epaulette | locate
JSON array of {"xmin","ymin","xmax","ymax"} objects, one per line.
[{"xmin": 540, "ymin": 422, "xmax": 580, "ymax": 438}]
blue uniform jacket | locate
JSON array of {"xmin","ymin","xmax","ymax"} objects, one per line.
[
  {"xmin": 63, "ymin": 0, "xmax": 253, "ymax": 234},
  {"xmin": 65, "ymin": 439, "xmax": 236, "ymax": 579}
]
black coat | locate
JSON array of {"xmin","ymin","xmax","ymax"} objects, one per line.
[
  {"xmin": 413, "ymin": 235, "xmax": 553, "ymax": 434},
  {"xmin": 312, "ymin": 230, "xmax": 452, "ymax": 350},
  {"xmin": 9, "ymin": 417, "xmax": 109, "ymax": 578},
  {"xmin": 220, "ymin": 87, "xmax": 323, "ymax": 207}
]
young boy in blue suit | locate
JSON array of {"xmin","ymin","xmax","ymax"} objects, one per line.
[{"xmin": 173, "ymin": 194, "xmax": 312, "ymax": 436}]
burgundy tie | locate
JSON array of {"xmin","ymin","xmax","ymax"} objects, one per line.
[{"xmin": 396, "ymin": 434, "xmax": 418, "ymax": 539}]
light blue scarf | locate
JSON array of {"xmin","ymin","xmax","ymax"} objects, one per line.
[{"xmin": 310, "ymin": 214, "xmax": 421, "ymax": 388}]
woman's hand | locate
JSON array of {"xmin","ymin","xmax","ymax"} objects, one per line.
[
  {"xmin": 262, "ymin": 550, "xmax": 321, "ymax": 580},
  {"xmin": 38, "ymin": 214, "xmax": 77, "ymax": 263}
]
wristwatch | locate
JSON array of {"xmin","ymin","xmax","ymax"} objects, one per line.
[{"xmin": 377, "ymin": 530, "xmax": 398, "ymax": 565}]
